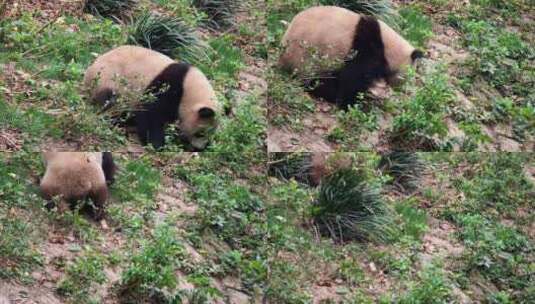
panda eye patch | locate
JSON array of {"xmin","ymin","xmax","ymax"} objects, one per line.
[{"xmin": 198, "ymin": 107, "xmax": 215, "ymax": 119}]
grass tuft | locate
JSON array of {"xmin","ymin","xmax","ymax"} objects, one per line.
[
  {"xmin": 268, "ymin": 153, "xmax": 315, "ymax": 185},
  {"xmin": 127, "ymin": 11, "xmax": 206, "ymax": 59},
  {"xmin": 379, "ymin": 152, "xmax": 425, "ymax": 192},
  {"xmin": 84, "ymin": 0, "xmax": 138, "ymax": 20},
  {"xmin": 320, "ymin": 0, "xmax": 400, "ymax": 27},
  {"xmin": 310, "ymin": 168, "xmax": 396, "ymax": 243},
  {"xmin": 193, "ymin": 0, "xmax": 241, "ymax": 29}
]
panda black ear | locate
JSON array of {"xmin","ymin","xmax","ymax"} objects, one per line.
[
  {"xmin": 198, "ymin": 107, "xmax": 215, "ymax": 119},
  {"xmin": 411, "ymin": 49, "xmax": 424, "ymax": 61}
]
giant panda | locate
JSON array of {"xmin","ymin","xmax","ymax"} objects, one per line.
[
  {"xmin": 84, "ymin": 45, "xmax": 220, "ymax": 150},
  {"xmin": 39, "ymin": 152, "xmax": 116, "ymax": 220},
  {"xmin": 279, "ymin": 6, "xmax": 423, "ymax": 109}
]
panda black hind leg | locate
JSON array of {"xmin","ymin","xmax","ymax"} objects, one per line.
[{"xmin": 335, "ymin": 61, "xmax": 376, "ymax": 110}]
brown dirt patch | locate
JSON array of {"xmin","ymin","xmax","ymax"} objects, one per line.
[
  {"xmin": 2, "ymin": 0, "xmax": 84, "ymax": 22},
  {"xmin": 0, "ymin": 281, "xmax": 62, "ymax": 304},
  {"xmin": 267, "ymin": 125, "xmax": 335, "ymax": 152},
  {"xmin": 0, "ymin": 128, "xmax": 23, "ymax": 151}
]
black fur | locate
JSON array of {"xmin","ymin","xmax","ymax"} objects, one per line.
[
  {"xmin": 101, "ymin": 152, "xmax": 116, "ymax": 185},
  {"xmin": 411, "ymin": 49, "xmax": 424, "ymax": 61},
  {"xmin": 134, "ymin": 63, "xmax": 190, "ymax": 149},
  {"xmin": 199, "ymin": 107, "xmax": 215, "ymax": 119},
  {"xmin": 308, "ymin": 15, "xmax": 391, "ymax": 109}
]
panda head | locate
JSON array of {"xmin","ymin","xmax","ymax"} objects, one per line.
[{"xmin": 178, "ymin": 66, "xmax": 220, "ymax": 151}]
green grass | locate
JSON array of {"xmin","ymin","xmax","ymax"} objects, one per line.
[
  {"xmin": 328, "ymin": 103, "xmax": 379, "ymax": 150},
  {"xmin": 394, "ymin": 197, "xmax": 428, "ymax": 242},
  {"xmin": 438, "ymin": 153, "xmax": 534, "ymax": 302},
  {"xmin": 120, "ymin": 224, "xmax": 188, "ymax": 301},
  {"xmin": 0, "ymin": 14, "xmax": 125, "ymax": 79},
  {"xmin": 445, "ymin": 0, "xmax": 534, "ymax": 143},
  {"xmin": 267, "ymin": 68, "xmax": 315, "ymax": 128},
  {"xmin": 0, "ymin": 153, "xmax": 43, "ymax": 280},
  {"xmin": 399, "ymin": 6, "xmax": 433, "ymax": 48},
  {"xmin": 57, "ymin": 250, "xmax": 107, "ymax": 302},
  {"xmin": 394, "ymin": 263, "xmax": 452, "ymax": 303},
  {"xmin": 0, "ymin": 217, "xmax": 42, "ymax": 280}
]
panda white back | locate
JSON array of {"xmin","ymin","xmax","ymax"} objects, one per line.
[
  {"xmin": 280, "ymin": 6, "xmax": 359, "ymax": 74},
  {"xmin": 84, "ymin": 45, "xmax": 175, "ymax": 102}
]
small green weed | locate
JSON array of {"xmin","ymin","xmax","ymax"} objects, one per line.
[
  {"xmin": 120, "ymin": 224, "xmax": 187, "ymax": 301},
  {"xmin": 390, "ymin": 66, "xmax": 455, "ymax": 150},
  {"xmin": 57, "ymin": 250, "xmax": 107, "ymax": 302},
  {"xmin": 395, "ymin": 264, "xmax": 452, "ymax": 303}
]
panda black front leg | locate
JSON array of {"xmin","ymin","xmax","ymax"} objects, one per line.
[
  {"xmin": 135, "ymin": 106, "xmax": 167, "ymax": 149},
  {"xmin": 147, "ymin": 118, "xmax": 166, "ymax": 149},
  {"xmin": 335, "ymin": 60, "xmax": 381, "ymax": 110}
]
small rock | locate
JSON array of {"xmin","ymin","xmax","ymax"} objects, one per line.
[{"xmin": 369, "ymin": 262, "xmax": 377, "ymax": 272}]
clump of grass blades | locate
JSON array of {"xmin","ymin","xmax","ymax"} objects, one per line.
[
  {"xmin": 378, "ymin": 152, "xmax": 425, "ymax": 192},
  {"xmin": 320, "ymin": 0, "xmax": 400, "ymax": 28},
  {"xmin": 311, "ymin": 168, "xmax": 396, "ymax": 243},
  {"xmin": 127, "ymin": 11, "xmax": 207, "ymax": 59},
  {"xmin": 268, "ymin": 153, "xmax": 315, "ymax": 186},
  {"xmin": 193, "ymin": 0, "xmax": 241, "ymax": 29},
  {"xmin": 84, "ymin": 0, "xmax": 137, "ymax": 19}
]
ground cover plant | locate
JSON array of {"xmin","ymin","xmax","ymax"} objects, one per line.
[{"xmin": 1, "ymin": 151, "xmax": 534, "ymax": 302}]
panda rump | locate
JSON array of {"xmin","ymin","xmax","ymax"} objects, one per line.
[{"xmin": 39, "ymin": 152, "xmax": 116, "ymax": 220}]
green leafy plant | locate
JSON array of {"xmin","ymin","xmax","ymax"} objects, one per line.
[
  {"xmin": 390, "ymin": 67, "xmax": 455, "ymax": 150},
  {"xmin": 193, "ymin": 0, "xmax": 241, "ymax": 29},
  {"xmin": 395, "ymin": 264, "xmax": 452, "ymax": 303},
  {"xmin": 84, "ymin": 0, "xmax": 138, "ymax": 20},
  {"xmin": 120, "ymin": 224, "xmax": 187, "ymax": 301},
  {"xmin": 310, "ymin": 168, "xmax": 396, "ymax": 243},
  {"xmin": 127, "ymin": 11, "xmax": 206, "ymax": 58},
  {"xmin": 57, "ymin": 251, "xmax": 107, "ymax": 302}
]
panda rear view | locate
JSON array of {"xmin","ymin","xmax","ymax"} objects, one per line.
[
  {"xmin": 40, "ymin": 152, "xmax": 116, "ymax": 220},
  {"xmin": 84, "ymin": 45, "xmax": 220, "ymax": 150},
  {"xmin": 279, "ymin": 6, "xmax": 423, "ymax": 109}
]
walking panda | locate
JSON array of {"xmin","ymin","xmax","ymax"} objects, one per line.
[
  {"xmin": 279, "ymin": 6, "xmax": 423, "ymax": 108},
  {"xmin": 84, "ymin": 45, "xmax": 220, "ymax": 150}
]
